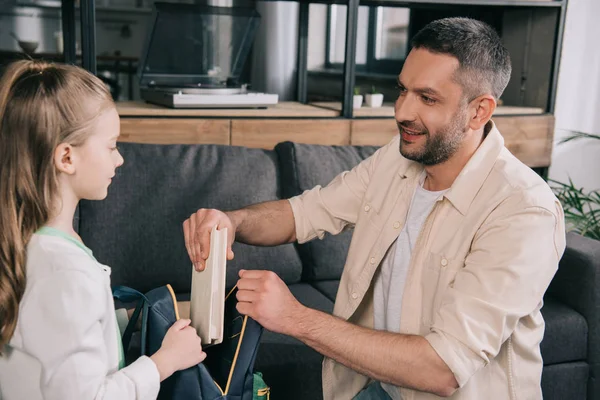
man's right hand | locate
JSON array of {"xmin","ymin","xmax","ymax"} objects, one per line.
[{"xmin": 183, "ymin": 208, "xmax": 236, "ymax": 271}]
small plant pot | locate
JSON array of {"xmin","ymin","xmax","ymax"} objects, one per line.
[
  {"xmin": 353, "ymin": 95, "xmax": 363, "ymax": 109},
  {"xmin": 365, "ymin": 93, "xmax": 384, "ymax": 108}
]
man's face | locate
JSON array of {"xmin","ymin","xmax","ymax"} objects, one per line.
[{"xmin": 394, "ymin": 48, "xmax": 470, "ymax": 166}]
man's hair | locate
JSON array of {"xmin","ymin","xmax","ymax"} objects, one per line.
[{"xmin": 411, "ymin": 17, "xmax": 512, "ymax": 101}]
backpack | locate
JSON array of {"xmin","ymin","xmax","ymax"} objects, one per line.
[{"xmin": 113, "ymin": 284, "xmax": 270, "ymax": 400}]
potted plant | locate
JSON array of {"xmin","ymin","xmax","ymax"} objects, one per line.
[
  {"xmin": 365, "ymin": 86, "xmax": 384, "ymax": 108},
  {"xmin": 550, "ymin": 131, "xmax": 600, "ymax": 240},
  {"xmin": 353, "ymin": 87, "xmax": 363, "ymax": 109}
]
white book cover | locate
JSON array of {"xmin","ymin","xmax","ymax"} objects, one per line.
[{"xmin": 190, "ymin": 226, "xmax": 228, "ymax": 345}]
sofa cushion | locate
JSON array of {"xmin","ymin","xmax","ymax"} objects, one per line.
[
  {"xmin": 255, "ymin": 283, "xmax": 332, "ymax": 400},
  {"xmin": 541, "ymin": 362, "xmax": 588, "ymax": 400},
  {"xmin": 541, "ymin": 296, "xmax": 588, "ymax": 365},
  {"xmin": 79, "ymin": 143, "xmax": 303, "ymax": 293},
  {"xmin": 312, "ymin": 280, "xmax": 340, "ymax": 302},
  {"xmin": 275, "ymin": 142, "xmax": 380, "ymax": 281}
]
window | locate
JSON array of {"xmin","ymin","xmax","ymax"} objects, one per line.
[
  {"xmin": 375, "ymin": 7, "xmax": 410, "ymax": 61},
  {"xmin": 327, "ymin": 5, "xmax": 369, "ymax": 65},
  {"xmin": 326, "ymin": 5, "xmax": 410, "ymax": 75}
]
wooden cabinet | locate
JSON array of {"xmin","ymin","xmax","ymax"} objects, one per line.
[
  {"xmin": 350, "ymin": 114, "xmax": 554, "ymax": 168},
  {"xmin": 231, "ymin": 119, "xmax": 351, "ymax": 149},
  {"xmin": 119, "ymin": 118, "xmax": 230, "ymax": 145},
  {"xmin": 117, "ymin": 101, "xmax": 554, "ymax": 168}
]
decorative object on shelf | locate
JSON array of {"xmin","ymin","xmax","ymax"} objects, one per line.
[
  {"xmin": 353, "ymin": 87, "xmax": 363, "ymax": 109},
  {"xmin": 550, "ymin": 131, "xmax": 600, "ymax": 240},
  {"xmin": 365, "ymin": 86, "xmax": 384, "ymax": 108},
  {"xmin": 54, "ymin": 31, "xmax": 63, "ymax": 54},
  {"xmin": 10, "ymin": 32, "xmax": 38, "ymax": 54}
]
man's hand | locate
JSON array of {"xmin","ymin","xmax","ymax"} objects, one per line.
[
  {"xmin": 183, "ymin": 209, "xmax": 237, "ymax": 271},
  {"xmin": 235, "ymin": 269, "xmax": 304, "ymax": 336}
]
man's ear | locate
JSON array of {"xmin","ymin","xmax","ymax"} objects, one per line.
[
  {"xmin": 54, "ymin": 143, "xmax": 76, "ymax": 175},
  {"xmin": 468, "ymin": 95, "xmax": 496, "ymax": 131}
]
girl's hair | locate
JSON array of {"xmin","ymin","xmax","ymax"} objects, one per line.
[{"xmin": 0, "ymin": 60, "xmax": 114, "ymax": 350}]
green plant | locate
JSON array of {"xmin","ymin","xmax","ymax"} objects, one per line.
[
  {"xmin": 551, "ymin": 179, "xmax": 600, "ymax": 240},
  {"xmin": 370, "ymin": 86, "xmax": 380, "ymax": 94},
  {"xmin": 353, "ymin": 87, "xmax": 361, "ymax": 96},
  {"xmin": 550, "ymin": 131, "xmax": 600, "ymax": 240}
]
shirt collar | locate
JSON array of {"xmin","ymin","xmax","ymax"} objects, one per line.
[
  {"xmin": 36, "ymin": 226, "xmax": 97, "ymax": 261},
  {"xmin": 396, "ymin": 120, "xmax": 504, "ymax": 215},
  {"xmin": 444, "ymin": 120, "xmax": 504, "ymax": 215}
]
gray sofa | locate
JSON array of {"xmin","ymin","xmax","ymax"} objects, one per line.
[{"xmin": 75, "ymin": 141, "xmax": 599, "ymax": 399}]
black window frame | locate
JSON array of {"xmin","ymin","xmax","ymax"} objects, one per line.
[{"xmin": 324, "ymin": 4, "xmax": 411, "ymax": 76}]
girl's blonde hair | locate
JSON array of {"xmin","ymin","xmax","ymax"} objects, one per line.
[{"xmin": 0, "ymin": 60, "xmax": 114, "ymax": 350}]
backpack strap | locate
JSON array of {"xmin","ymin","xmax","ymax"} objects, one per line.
[{"xmin": 113, "ymin": 286, "xmax": 150, "ymax": 357}]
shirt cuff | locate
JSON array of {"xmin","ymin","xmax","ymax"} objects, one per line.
[
  {"xmin": 288, "ymin": 195, "xmax": 320, "ymax": 244},
  {"xmin": 425, "ymin": 330, "xmax": 486, "ymax": 388},
  {"xmin": 122, "ymin": 355, "xmax": 160, "ymax": 400}
]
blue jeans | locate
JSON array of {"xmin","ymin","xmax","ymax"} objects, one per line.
[{"xmin": 353, "ymin": 382, "xmax": 393, "ymax": 400}]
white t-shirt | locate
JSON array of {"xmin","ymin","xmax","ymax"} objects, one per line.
[
  {"xmin": 373, "ymin": 174, "xmax": 447, "ymax": 399},
  {"xmin": 0, "ymin": 229, "xmax": 160, "ymax": 400}
]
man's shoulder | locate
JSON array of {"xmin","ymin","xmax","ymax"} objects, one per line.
[{"xmin": 485, "ymin": 148, "xmax": 559, "ymax": 212}]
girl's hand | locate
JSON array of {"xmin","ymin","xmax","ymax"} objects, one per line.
[{"xmin": 150, "ymin": 319, "xmax": 206, "ymax": 381}]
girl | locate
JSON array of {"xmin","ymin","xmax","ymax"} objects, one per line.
[{"xmin": 0, "ymin": 60, "xmax": 205, "ymax": 400}]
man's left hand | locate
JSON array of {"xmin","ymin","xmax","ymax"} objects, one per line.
[{"xmin": 235, "ymin": 269, "xmax": 304, "ymax": 336}]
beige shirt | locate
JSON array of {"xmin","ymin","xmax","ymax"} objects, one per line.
[{"xmin": 288, "ymin": 121, "xmax": 566, "ymax": 400}]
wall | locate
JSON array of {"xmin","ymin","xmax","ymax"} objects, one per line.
[{"xmin": 548, "ymin": 0, "xmax": 600, "ymax": 191}]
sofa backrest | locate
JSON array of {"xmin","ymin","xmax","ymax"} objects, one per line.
[
  {"xmin": 275, "ymin": 141, "xmax": 379, "ymax": 281},
  {"xmin": 547, "ymin": 231, "xmax": 600, "ymax": 398},
  {"xmin": 78, "ymin": 143, "xmax": 303, "ymax": 293}
]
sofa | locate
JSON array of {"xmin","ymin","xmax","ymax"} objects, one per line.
[{"xmin": 74, "ymin": 140, "xmax": 599, "ymax": 400}]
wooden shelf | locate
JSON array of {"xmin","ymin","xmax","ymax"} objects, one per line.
[
  {"xmin": 116, "ymin": 101, "xmax": 340, "ymax": 118},
  {"xmin": 117, "ymin": 101, "xmax": 546, "ymax": 119},
  {"xmin": 117, "ymin": 101, "xmax": 554, "ymax": 168},
  {"xmin": 350, "ymin": 114, "xmax": 554, "ymax": 168},
  {"xmin": 311, "ymin": 102, "xmax": 546, "ymax": 117}
]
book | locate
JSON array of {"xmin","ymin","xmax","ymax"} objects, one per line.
[{"xmin": 190, "ymin": 226, "xmax": 228, "ymax": 346}]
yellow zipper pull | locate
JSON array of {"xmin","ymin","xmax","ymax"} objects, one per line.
[{"xmin": 257, "ymin": 387, "xmax": 270, "ymax": 399}]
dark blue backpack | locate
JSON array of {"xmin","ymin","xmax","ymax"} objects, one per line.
[{"xmin": 113, "ymin": 284, "xmax": 269, "ymax": 400}]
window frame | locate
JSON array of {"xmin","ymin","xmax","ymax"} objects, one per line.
[{"xmin": 325, "ymin": 4, "xmax": 410, "ymax": 75}]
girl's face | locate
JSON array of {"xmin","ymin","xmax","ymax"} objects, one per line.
[{"xmin": 70, "ymin": 107, "xmax": 124, "ymax": 200}]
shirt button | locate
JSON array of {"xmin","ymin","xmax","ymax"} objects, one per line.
[
  {"xmin": 364, "ymin": 205, "xmax": 371, "ymax": 212},
  {"xmin": 351, "ymin": 292, "xmax": 358, "ymax": 299},
  {"xmin": 441, "ymin": 258, "xmax": 448, "ymax": 267},
  {"xmin": 370, "ymin": 257, "xmax": 376, "ymax": 264},
  {"xmin": 393, "ymin": 221, "xmax": 400, "ymax": 229}
]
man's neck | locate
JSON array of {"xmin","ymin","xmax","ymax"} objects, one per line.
[
  {"xmin": 45, "ymin": 183, "xmax": 81, "ymax": 241},
  {"xmin": 423, "ymin": 128, "xmax": 486, "ymax": 192}
]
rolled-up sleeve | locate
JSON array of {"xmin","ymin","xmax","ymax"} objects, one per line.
[
  {"xmin": 425, "ymin": 194, "xmax": 566, "ymax": 387},
  {"xmin": 289, "ymin": 138, "xmax": 397, "ymax": 244}
]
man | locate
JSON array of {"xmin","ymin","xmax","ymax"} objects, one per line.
[{"xmin": 183, "ymin": 17, "xmax": 565, "ymax": 399}]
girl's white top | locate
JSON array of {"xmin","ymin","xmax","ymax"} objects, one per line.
[{"xmin": 0, "ymin": 233, "xmax": 160, "ymax": 400}]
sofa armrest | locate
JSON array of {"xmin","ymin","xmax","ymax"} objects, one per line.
[{"xmin": 546, "ymin": 231, "xmax": 600, "ymax": 398}]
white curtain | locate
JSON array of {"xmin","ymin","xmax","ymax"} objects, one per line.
[{"xmin": 549, "ymin": 0, "xmax": 600, "ymax": 191}]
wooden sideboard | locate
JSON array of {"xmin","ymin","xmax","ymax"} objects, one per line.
[{"xmin": 117, "ymin": 101, "xmax": 554, "ymax": 168}]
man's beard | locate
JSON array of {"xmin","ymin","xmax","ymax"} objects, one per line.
[{"xmin": 397, "ymin": 108, "xmax": 468, "ymax": 166}]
